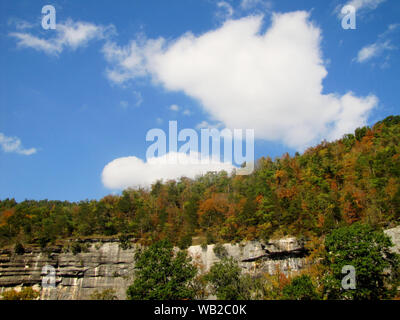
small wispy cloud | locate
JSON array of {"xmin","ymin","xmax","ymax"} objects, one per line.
[
  {"xmin": 215, "ymin": 0, "xmax": 272, "ymax": 21},
  {"xmin": 355, "ymin": 24, "xmax": 399, "ymax": 65},
  {"xmin": 169, "ymin": 104, "xmax": 192, "ymax": 116},
  {"xmin": 240, "ymin": 0, "xmax": 272, "ymax": 11},
  {"xmin": 120, "ymin": 91, "xmax": 143, "ymax": 109},
  {"xmin": 335, "ymin": 0, "xmax": 386, "ymax": 18},
  {"xmin": 355, "ymin": 41, "xmax": 393, "ymax": 63},
  {"xmin": 196, "ymin": 121, "xmax": 224, "ymax": 130},
  {"xmin": 216, "ymin": 1, "xmax": 234, "ymax": 20},
  {"xmin": 133, "ymin": 91, "xmax": 143, "ymax": 107},
  {"xmin": 0, "ymin": 133, "xmax": 37, "ymax": 156},
  {"xmin": 102, "ymin": 39, "xmax": 160, "ymax": 85},
  {"xmin": 9, "ymin": 19, "xmax": 116, "ymax": 56},
  {"xmin": 8, "ymin": 18, "xmax": 35, "ymax": 30},
  {"xmin": 169, "ymin": 104, "xmax": 179, "ymax": 111},
  {"xmin": 156, "ymin": 117, "xmax": 163, "ymax": 125}
]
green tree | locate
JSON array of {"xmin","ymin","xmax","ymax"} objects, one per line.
[
  {"xmin": 282, "ymin": 275, "xmax": 319, "ymax": 300},
  {"xmin": 205, "ymin": 257, "xmax": 252, "ymax": 300},
  {"xmin": 127, "ymin": 240, "xmax": 197, "ymax": 300},
  {"xmin": 323, "ymin": 223, "xmax": 400, "ymax": 300}
]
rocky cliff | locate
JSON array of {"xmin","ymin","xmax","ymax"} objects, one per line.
[{"xmin": 1, "ymin": 226, "xmax": 399, "ymax": 300}]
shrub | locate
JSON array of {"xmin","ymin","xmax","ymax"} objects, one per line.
[
  {"xmin": 71, "ymin": 242, "xmax": 83, "ymax": 255},
  {"xmin": 14, "ymin": 242, "xmax": 25, "ymax": 255},
  {"xmin": 90, "ymin": 289, "xmax": 118, "ymax": 300},
  {"xmin": 118, "ymin": 234, "xmax": 132, "ymax": 250},
  {"xmin": 1, "ymin": 287, "xmax": 40, "ymax": 300},
  {"xmin": 282, "ymin": 275, "xmax": 319, "ymax": 300},
  {"xmin": 178, "ymin": 233, "xmax": 193, "ymax": 250},
  {"xmin": 213, "ymin": 243, "xmax": 228, "ymax": 259}
]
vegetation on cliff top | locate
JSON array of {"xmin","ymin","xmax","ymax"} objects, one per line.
[{"xmin": 1, "ymin": 115, "xmax": 400, "ymax": 249}]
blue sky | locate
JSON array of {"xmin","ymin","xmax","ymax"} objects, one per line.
[{"xmin": 0, "ymin": 0, "xmax": 399, "ymax": 202}]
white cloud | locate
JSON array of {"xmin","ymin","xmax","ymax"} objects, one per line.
[
  {"xmin": 103, "ymin": 11, "xmax": 377, "ymax": 150},
  {"xmin": 196, "ymin": 121, "xmax": 224, "ymax": 130},
  {"xmin": 355, "ymin": 24, "xmax": 398, "ymax": 64},
  {"xmin": 169, "ymin": 104, "xmax": 193, "ymax": 116},
  {"xmin": 336, "ymin": 0, "xmax": 385, "ymax": 17},
  {"xmin": 346, "ymin": 0, "xmax": 385, "ymax": 11},
  {"xmin": 10, "ymin": 19, "xmax": 115, "ymax": 56},
  {"xmin": 102, "ymin": 38, "xmax": 162, "ymax": 84},
  {"xmin": 0, "ymin": 133, "xmax": 37, "ymax": 155},
  {"xmin": 357, "ymin": 44, "xmax": 379, "ymax": 63},
  {"xmin": 355, "ymin": 41, "xmax": 393, "ymax": 63},
  {"xmin": 102, "ymin": 152, "xmax": 235, "ymax": 189},
  {"xmin": 170, "ymin": 104, "xmax": 180, "ymax": 111},
  {"xmin": 133, "ymin": 91, "xmax": 143, "ymax": 107},
  {"xmin": 326, "ymin": 93, "xmax": 377, "ymax": 140},
  {"xmin": 240, "ymin": 0, "xmax": 272, "ymax": 10},
  {"xmin": 216, "ymin": 2, "xmax": 234, "ymax": 20},
  {"xmin": 10, "ymin": 32, "xmax": 61, "ymax": 55}
]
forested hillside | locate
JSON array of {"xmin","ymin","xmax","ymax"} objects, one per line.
[{"xmin": 1, "ymin": 115, "xmax": 400, "ymax": 249}]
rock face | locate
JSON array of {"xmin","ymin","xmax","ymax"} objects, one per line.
[
  {"xmin": 1, "ymin": 227, "xmax": 399, "ymax": 300},
  {"xmin": 0, "ymin": 239, "xmax": 136, "ymax": 300},
  {"xmin": 0, "ymin": 237, "xmax": 308, "ymax": 300},
  {"xmin": 385, "ymin": 226, "xmax": 400, "ymax": 254},
  {"xmin": 188, "ymin": 238, "xmax": 308, "ymax": 275}
]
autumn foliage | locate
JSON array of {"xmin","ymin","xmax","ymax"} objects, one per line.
[{"xmin": 1, "ymin": 116, "xmax": 400, "ymax": 248}]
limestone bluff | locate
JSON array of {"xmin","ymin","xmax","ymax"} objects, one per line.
[{"xmin": 1, "ymin": 226, "xmax": 399, "ymax": 300}]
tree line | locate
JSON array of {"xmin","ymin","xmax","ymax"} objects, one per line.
[{"xmin": 1, "ymin": 116, "xmax": 400, "ymax": 250}]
